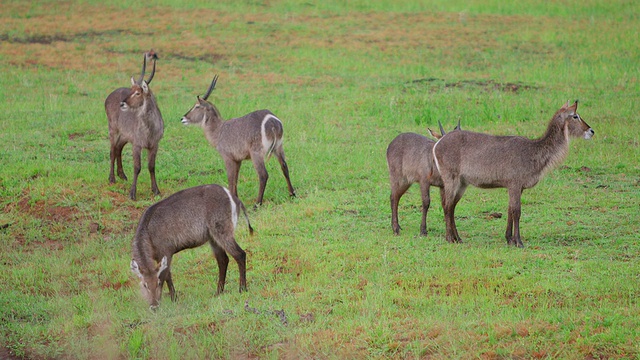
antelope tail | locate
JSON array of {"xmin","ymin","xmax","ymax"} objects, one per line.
[
  {"xmin": 266, "ymin": 127, "xmax": 278, "ymax": 160},
  {"xmin": 238, "ymin": 199, "xmax": 254, "ymax": 235}
]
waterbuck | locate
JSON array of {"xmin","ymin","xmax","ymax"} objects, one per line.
[
  {"xmin": 386, "ymin": 121, "xmax": 458, "ymax": 236},
  {"xmin": 105, "ymin": 50, "xmax": 163, "ymax": 200},
  {"xmin": 180, "ymin": 75, "xmax": 295, "ymax": 206},
  {"xmin": 130, "ymin": 184, "xmax": 253, "ymax": 309},
  {"xmin": 432, "ymin": 100, "xmax": 594, "ymax": 247}
]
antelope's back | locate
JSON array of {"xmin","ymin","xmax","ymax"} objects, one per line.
[
  {"xmin": 435, "ymin": 130, "xmax": 543, "ymax": 188},
  {"xmin": 220, "ymin": 109, "xmax": 282, "ymax": 157},
  {"xmin": 141, "ymin": 185, "xmax": 234, "ymax": 249},
  {"xmin": 387, "ymin": 133, "xmax": 436, "ymax": 180}
]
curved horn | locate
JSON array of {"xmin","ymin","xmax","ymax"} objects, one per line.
[
  {"xmin": 146, "ymin": 59, "xmax": 156, "ymax": 84},
  {"xmin": 145, "ymin": 50, "xmax": 159, "ymax": 84},
  {"xmin": 438, "ymin": 120, "xmax": 446, "ymax": 136},
  {"xmin": 202, "ymin": 75, "xmax": 218, "ymax": 101},
  {"xmin": 137, "ymin": 52, "xmax": 147, "ymax": 85}
]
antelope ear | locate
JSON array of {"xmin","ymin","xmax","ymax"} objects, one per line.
[
  {"xmin": 157, "ymin": 256, "xmax": 169, "ymax": 276},
  {"xmin": 141, "ymin": 80, "xmax": 149, "ymax": 93},
  {"xmin": 130, "ymin": 77, "xmax": 136, "ymax": 86},
  {"xmin": 131, "ymin": 260, "xmax": 143, "ymax": 279},
  {"xmin": 561, "ymin": 100, "xmax": 571, "ymax": 109}
]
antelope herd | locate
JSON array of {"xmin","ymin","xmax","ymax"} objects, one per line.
[{"xmin": 108, "ymin": 51, "xmax": 594, "ymax": 308}]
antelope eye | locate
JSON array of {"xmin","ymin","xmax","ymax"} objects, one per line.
[{"xmin": 572, "ymin": 115, "xmax": 579, "ymax": 119}]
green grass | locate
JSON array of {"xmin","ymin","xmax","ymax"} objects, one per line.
[{"xmin": 1, "ymin": 0, "xmax": 639, "ymax": 358}]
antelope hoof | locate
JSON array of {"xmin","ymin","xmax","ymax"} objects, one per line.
[{"xmin": 507, "ymin": 238, "xmax": 523, "ymax": 247}]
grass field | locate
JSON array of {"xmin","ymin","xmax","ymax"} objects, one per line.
[{"xmin": 1, "ymin": 0, "xmax": 639, "ymax": 358}]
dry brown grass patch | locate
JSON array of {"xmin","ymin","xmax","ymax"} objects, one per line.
[{"xmin": 1, "ymin": 3, "xmax": 562, "ymax": 80}]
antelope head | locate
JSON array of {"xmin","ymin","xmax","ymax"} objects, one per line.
[
  {"xmin": 131, "ymin": 256, "xmax": 168, "ymax": 309},
  {"xmin": 560, "ymin": 100, "xmax": 594, "ymax": 140},
  {"xmin": 181, "ymin": 75, "xmax": 222, "ymax": 126},
  {"xmin": 120, "ymin": 52, "xmax": 154, "ymax": 111}
]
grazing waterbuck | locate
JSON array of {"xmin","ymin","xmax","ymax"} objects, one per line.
[
  {"xmin": 130, "ymin": 184, "xmax": 253, "ymax": 309},
  {"xmin": 386, "ymin": 121, "xmax": 459, "ymax": 236},
  {"xmin": 105, "ymin": 50, "xmax": 163, "ymax": 200},
  {"xmin": 433, "ymin": 100, "xmax": 594, "ymax": 247},
  {"xmin": 180, "ymin": 75, "xmax": 296, "ymax": 206}
]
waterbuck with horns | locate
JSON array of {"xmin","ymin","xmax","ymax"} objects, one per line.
[
  {"xmin": 433, "ymin": 100, "xmax": 594, "ymax": 247},
  {"xmin": 130, "ymin": 184, "xmax": 253, "ymax": 309},
  {"xmin": 386, "ymin": 121, "xmax": 459, "ymax": 236},
  {"xmin": 105, "ymin": 50, "xmax": 163, "ymax": 200},
  {"xmin": 181, "ymin": 75, "xmax": 296, "ymax": 206}
]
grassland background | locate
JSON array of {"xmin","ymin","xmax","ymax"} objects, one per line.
[{"xmin": 0, "ymin": 0, "xmax": 638, "ymax": 359}]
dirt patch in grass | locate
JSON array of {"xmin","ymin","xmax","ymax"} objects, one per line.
[
  {"xmin": 101, "ymin": 278, "xmax": 133, "ymax": 291},
  {"xmin": 13, "ymin": 195, "xmax": 78, "ymax": 223},
  {"xmin": 169, "ymin": 52, "xmax": 226, "ymax": 64},
  {"xmin": 0, "ymin": 30, "xmax": 143, "ymax": 45},
  {"xmin": 3, "ymin": 187, "xmax": 143, "ymax": 250},
  {"xmin": 407, "ymin": 77, "xmax": 537, "ymax": 93},
  {"xmin": 67, "ymin": 130, "xmax": 98, "ymax": 140},
  {"xmin": 0, "ymin": 347, "xmax": 22, "ymax": 360}
]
